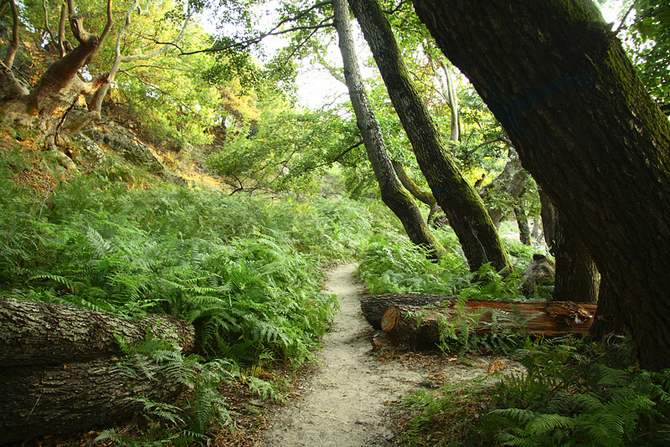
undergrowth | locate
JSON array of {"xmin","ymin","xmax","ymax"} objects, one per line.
[
  {"xmin": 0, "ymin": 146, "xmax": 377, "ymax": 443},
  {"xmin": 395, "ymin": 336, "xmax": 670, "ymax": 447}
]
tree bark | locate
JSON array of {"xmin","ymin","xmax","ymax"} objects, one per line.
[
  {"xmin": 0, "ymin": 296, "xmax": 195, "ymax": 367},
  {"xmin": 361, "ymin": 293, "xmax": 455, "ymax": 329},
  {"xmin": 333, "ymin": 0, "xmax": 446, "ymax": 260},
  {"xmin": 412, "ymin": 0, "xmax": 670, "ymax": 370},
  {"xmin": 381, "ymin": 300, "xmax": 596, "ymax": 348},
  {"xmin": 349, "ymin": 0, "xmax": 510, "ymax": 273},
  {"xmin": 480, "ymin": 157, "xmax": 528, "ymax": 228},
  {"xmin": 514, "ymin": 206, "xmax": 531, "ymax": 245},
  {"xmin": 539, "ymin": 190, "xmax": 599, "ymax": 303},
  {"xmin": 0, "ymin": 358, "xmax": 186, "ymax": 444}
]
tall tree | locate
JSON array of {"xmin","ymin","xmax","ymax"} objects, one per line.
[
  {"xmin": 412, "ymin": 0, "xmax": 670, "ymax": 370},
  {"xmin": 333, "ymin": 0, "xmax": 446, "ymax": 259},
  {"xmin": 348, "ymin": 0, "xmax": 511, "ymax": 272}
]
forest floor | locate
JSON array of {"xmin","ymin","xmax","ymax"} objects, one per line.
[{"xmin": 261, "ymin": 264, "xmax": 523, "ymax": 447}]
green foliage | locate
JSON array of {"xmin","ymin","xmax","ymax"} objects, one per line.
[
  {"xmin": 397, "ymin": 338, "xmax": 670, "ymax": 447},
  {"xmin": 0, "ymin": 164, "xmax": 376, "ymax": 366},
  {"xmin": 356, "ymin": 228, "xmax": 469, "ymax": 295}
]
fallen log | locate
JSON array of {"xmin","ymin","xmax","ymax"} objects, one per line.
[
  {"xmin": 0, "ymin": 357, "xmax": 186, "ymax": 444},
  {"xmin": 380, "ymin": 300, "xmax": 597, "ymax": 348},
  {"xmin": 361, "ymin": 294, "xmax": 455, "ymax": 329},
  {"xmin": 0, "ymin": 296, "xmax": 195, "ymax": 367}
]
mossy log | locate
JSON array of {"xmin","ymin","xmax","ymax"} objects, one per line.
[
  {"xmin": 361, "ymin": 294, "xmax": 455, "ymax": 329},
  {"xmin": 0, "ymin": 359, "xmax": 186, "ymax": 444},
  {"xmin": 379, "ymin": 300, "xmax": 597, "ymax": 348},
  {"xmin": 0, "ymin": 296, "xmax": 195, "ymax": 367}
]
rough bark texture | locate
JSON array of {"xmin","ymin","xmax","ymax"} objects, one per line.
[
  {"xmin": 0, "ymin": 359, "xmax": 185, "ymax": 444},
  {"xmin": 412, "ymin": 0, "xmax": 670, "ymax": 370},
  {"xmin": 349, "ymin": 0, "xmax": 510, "ymax": 273},
  {"xmin": 361, "ymin": 293, "xmax": 455, "ymax": 329},
  {"xmin": 539, "ymin": 190, "xmax": 599, "ymax": 303},
  {"xmin": 0, "ymin": 296, "xmax": 195, "ymax": 367},
  {"xmin": 333, "ymin": 0, "xmax": 446, "ymax": 259},
  {"xmin": 381, "ymin": 300, "xmax": 596, "ymax": 348}
]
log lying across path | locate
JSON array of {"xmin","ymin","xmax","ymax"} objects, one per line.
[
  {"xmin": 363, "ymin": 294, "xmax": 597, "ymax": 349},
  {"xmin": 0, "ymin": 296, "xmax": 196, "ymax": 444},
  {"xmin": 361, "ymin": 294, "xmax": 455, "ymax": 329}
]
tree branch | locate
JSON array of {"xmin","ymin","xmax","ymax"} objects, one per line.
[{"xmin": 3, "ymin": 0, "xmax": 19, "ymax": 68}]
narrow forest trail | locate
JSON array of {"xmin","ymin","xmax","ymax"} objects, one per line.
[{"xmin": 263, "ymin": 264, "xmax": 508, "ymax": 447}]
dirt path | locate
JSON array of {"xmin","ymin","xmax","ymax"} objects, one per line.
[{"xmin": 263, "ymin": 264, "xmax": 508, "ymax": 447}]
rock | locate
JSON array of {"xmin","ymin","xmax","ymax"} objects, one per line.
[{"xmin": 520, "ymin": 254, "xmax": 555, "ymax": 295}]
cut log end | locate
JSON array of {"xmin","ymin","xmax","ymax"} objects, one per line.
[{"xmin": 381, "ymin": 304, "xmax": 401, "ymax": 332}]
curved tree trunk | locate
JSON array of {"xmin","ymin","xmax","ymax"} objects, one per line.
[
  {"xmin": 349, "ymin": 0, "xmax": 511, "ymax": 273},
  {"xmin": 333, "ymin": 0, "xmax": 446, "ymax": 260},
  {"xmin": 27, "ymin": 0, "xmax": 113, "ymax": 118},
  {"xmin": 0, "ymin": 297, "xmax": 195, "ymax": 367},
  {"xmin": 412, "ymin": 0, "xmax": 670, "ymax": 370}
]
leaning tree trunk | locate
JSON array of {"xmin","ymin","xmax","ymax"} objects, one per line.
[
  {"xmin": 333, "ymin": 0, "xmax": 446, "ymax": 260},
  {"xmin": 27, "ymin": 0, "xmax": 112, "ymax": 118},
  {"xmin": 513, "ymin": 206, "xmax": 531, "ymax": 245},
  {"xmin": 540, "ymin": 190, "xmax": 599, "ymax": 304},
  {"xmin": 412, "ymin": 0, "xmax": 670, "ymax": 370},
  {"xmin": 0, "ymin": 297, "xmax": 195, "ymax": 443},
  {"xmin": 348, "ymin": 0, "xmax": 511, "ymax": 273}
]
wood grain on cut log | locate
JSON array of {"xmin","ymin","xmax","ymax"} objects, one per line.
[
  {"xmin": 0, "ymin": 358, "xmax": 186, "ymax": 444},
  {"xmin": 380, "ymin": 300, "xmax": 597, "ymax": 348},
  {"xmin": 360, "ymin": 294, "xmax": 455, "ymax": 329},
  {"xmin": 0, "ymin": 296, "xmax": 195, "ymax": 367}
]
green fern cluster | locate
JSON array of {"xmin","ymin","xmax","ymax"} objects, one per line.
[
  {"xmin": 356, "ymin": 230, "xmax": 470, "ymax": 295},
  {"xmin": 397, "ymin": 337, "xmax": 670, "ymax": 446},
  {"xmin": 0, "ymin": 169, "xmax": 375, "ymax": 367}
]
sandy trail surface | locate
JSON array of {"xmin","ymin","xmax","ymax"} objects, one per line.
[{"xmin": 263, "ymin": 264, "xmax": 507, "ymax": 447}]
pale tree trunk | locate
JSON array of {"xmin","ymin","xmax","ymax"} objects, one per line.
[
  {"xmin": 333, "ymin": 0, "xmax": 446, "ymax": 259},
  {"xmin": 413, "ymin": 0, "xmax": 670, "ymax": 370},
  {"xmin": 27, "ymin": 0, "xmax": 113, "ymax": 118},
  {"xmin": 0, "ymin": 0, "xmax": 28, "ymax": 101},
  {"xmin": 349, "ymin": 0, "xmax": 511, "ymax": 272}
]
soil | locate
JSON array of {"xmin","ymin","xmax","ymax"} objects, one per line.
[{"xmin": 262, "ymin": 264, "xmax": 522, "ymax": 447}]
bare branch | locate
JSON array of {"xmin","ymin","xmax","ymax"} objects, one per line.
[{"xmin": 84, "ymin": 0, "xmax": 114, "ymax": 65}]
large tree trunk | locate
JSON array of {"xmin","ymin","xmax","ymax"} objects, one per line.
[
  {"xmin": 0, "ymin": 359, "xmax": 186, "ymax": 444},
  {"xmin": 0, "ymin": 297, "xmax": 195, "ymax": 443},
  {"xmin": 412, "ymin": 0, "xmax": 670, "ymax": 370},
  {"xmin": 381, "ymin": 300, "xmax": 596, "ymax": 348},
  {"xmin": 361, "ymin": 293, "xmax": 455, "ymax": 329},
  {"xmin": 348, "ymin": 0, "xmax": 511, "ymax": 273},
  {"xmin": 0, "ymin": 297, "xmax": 195, "ymax": 367},
  {"xmin": 539, "ymin": 190, "xmax": 599, "ymax": 303},
  {"xmin": 333, "ymin": 0, "xmax": 446, "ymax": 260}
]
